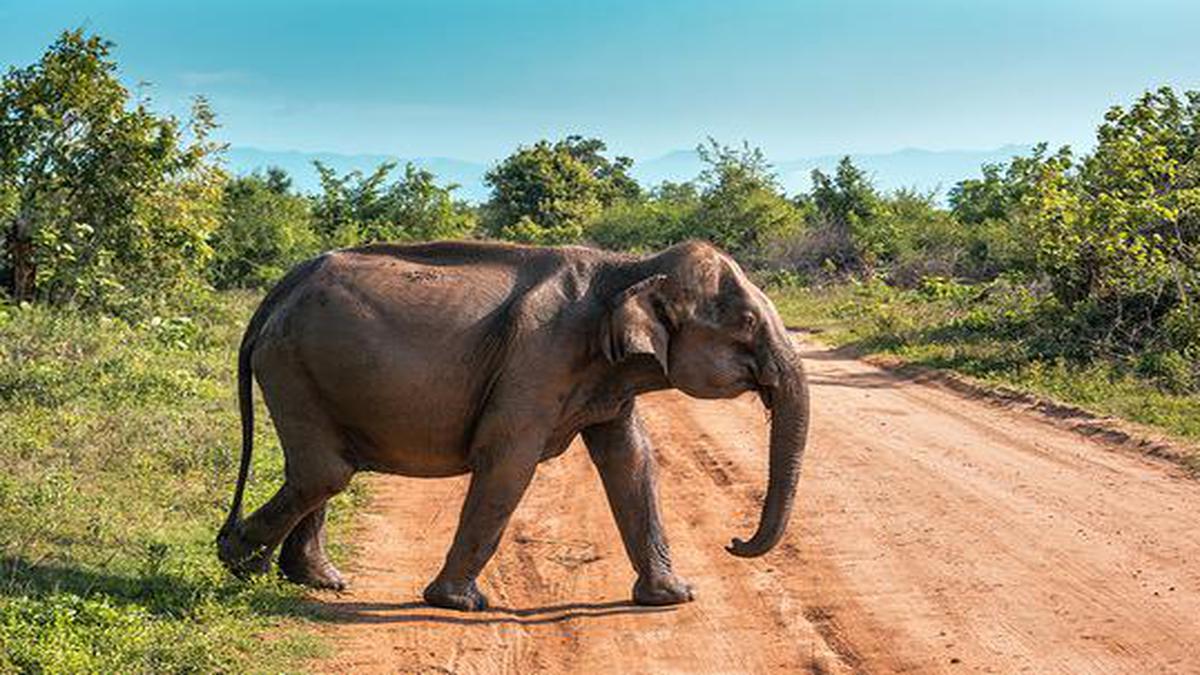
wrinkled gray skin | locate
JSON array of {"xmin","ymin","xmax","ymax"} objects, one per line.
[{"xmin": 217, "ymin": 240, "xmax": 809, "ymax": 611}]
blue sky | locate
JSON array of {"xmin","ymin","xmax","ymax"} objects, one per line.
[{"xmin": 2, "ymin": 0, "xmax": 1198, "ymax": 162}]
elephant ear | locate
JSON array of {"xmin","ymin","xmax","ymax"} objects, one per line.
[{"xmin": 601, "ymin": 274, "xmax": 671, "ymax": 374}]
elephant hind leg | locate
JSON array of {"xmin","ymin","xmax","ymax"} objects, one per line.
[
  {"xmin": 279, "ymin": 503, "xmax": 346, "ymax": 590},
  {"xmin": 220, "ymin": 463, "xmax": 352, "ymax": 582},
  {"xmin": 220, "ymin": 358, "xmax": 355, "ymax": 583}
]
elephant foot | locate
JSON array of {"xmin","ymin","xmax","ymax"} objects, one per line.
[
  {"xmin": 279, "ymin": 553, "xmax": 348, "ymax": 591},
  {"xmin": 423, "ymin": 578, "xmax": 489, "ymax": 612},
  {"xmin": 633, "ymin": 574, "xmax": 695, "ymax": 606},
  {"xmin": 216, "ymin": 525, "xmax": 273, "ymax": 579}
]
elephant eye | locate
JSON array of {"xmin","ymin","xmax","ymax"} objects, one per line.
[{"xmin": 739, "ymin": 311, "xmax": 756, "ymax": 332}]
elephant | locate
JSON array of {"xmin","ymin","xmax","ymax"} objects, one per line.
[{"xmin": 216, "ymin": 239, "xmax": 810, "ymax": 611}]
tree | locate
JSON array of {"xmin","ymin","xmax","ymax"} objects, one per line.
[
  {"xmin": 0, "ymin": 29, "xmax": 224, "ymax": 312},
  {"xmin": 209, "ymin": 169, "xmax": 318, "ymax": 288},
  {"xmin": 1030, "ymin": 87, "xmax": 1199, "ymax": 349},
  {"xmin": 482, "ymin": 135, "xmax": 640, "ymax": 244},
  {"xmin": 948, "ymin": 162, "xmax": 1011, "ymax": 225},
  {"xmin": 808, "ymin": 156, "xmax": 888, "ymax": 268},
  {"xmin": 311, "ymin": 161, "xmax": 476, "ymax": 247},
  {"xmin": 687, "ymin": 139, "xmax": 802, "ymax": 261},
  {"xmin": 945, "ymin": 144, "xmax": 1070, "ymax": 279},
  {"xmin": 383, "ymin": 163, "xmax": 479, "ymax": 242},
  {"xmin": 946, "ymin": 87, "xmax": 1200, "ymax": 364},
  {"xmin": 311, "ymin": 161, "xmax": 393, "ymax": 245},
  {"xmin": 264, "ymin": 166, "xmax": 293, "ymax": 195}
]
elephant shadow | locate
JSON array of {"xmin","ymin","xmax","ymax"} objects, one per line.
[
  {"xmin": 312, "ymin": 598, "xmax": 678, "ymax": 626},
  {"xmin": 2, "ymin": 556, "xmax": 676, "ymax": 628},
  {"xmin": 0, "ymin": 555, "xmax": 324, "ymax": 621}
]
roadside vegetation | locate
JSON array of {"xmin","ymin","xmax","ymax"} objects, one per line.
[
  {"xmin": 0, "ymin": 293, "xmax": 364, "ymax": 672},
  {"xmin": 770, "ymin": 281, "xmax": 1200, "ymax": 457},
  {"xmin": 2, "ymin": 28, "xmax": 1197, "ymax": 672},
  {"xmin": 763, "ymin": 88, "xmax": 1200, "ymax": 460}
]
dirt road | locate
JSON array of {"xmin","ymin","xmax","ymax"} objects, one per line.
[{"xmin": 310, "ymin": 340, "xmax": 1200, "ymax": 674}]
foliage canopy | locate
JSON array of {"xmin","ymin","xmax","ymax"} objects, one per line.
[
  {"xmin": 482, "ymin": 135, "xmax": 639, "ymax": 244},
  {"xmin": 0, "ymin": 30, "xmax": 225, "ymax": 314}
]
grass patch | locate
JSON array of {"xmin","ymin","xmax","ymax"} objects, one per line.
[
  {"xmin": 0, "ymin": 292, "xmax": 363, "ymax": 674},
  {"xmin": 771, "ymin": 279, "xmax": 1200, "ymax": 458}
]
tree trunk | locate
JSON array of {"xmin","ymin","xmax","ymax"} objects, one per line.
[{"xmin": 7, "ymin": 214, "xmax": 36, "ymax": 302}]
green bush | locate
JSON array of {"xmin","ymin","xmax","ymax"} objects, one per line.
[
  {"xmin": 771, "ymin": 281, "xmax": 1200, "ymax": 445},
  {"xmin": 313, "ymin": 161, "xmax": 478, "ymax": 247},
  {"xmin": 688, "ymin": 139, "xmax": 804, "ymax": 262},
  {"xmin": 587, "ymin": 181, "xmax": 699, "ymax": 252},
  {"xmin": 209, "ymin": 171, "xmax": 319, "ymax": 289}
]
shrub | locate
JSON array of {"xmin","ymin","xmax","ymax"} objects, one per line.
[
  {"xmin": 587, "ymin": 185, "xmax": 698, "ymax": 252},
  {"xmin": 209, "ymin": 170, "xmax": 319, "ymax": 289},
  {"xmin": 312, "ymin": 161, "xmax": 477, "ymax": 247},
  {"xmin": 688, "ymin": 139, "xmax": 804, "ymax": 263}
]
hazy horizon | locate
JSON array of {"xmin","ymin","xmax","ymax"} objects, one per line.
[{"xmin": 224, "ymin": 142, "xmax": 1039, "ymax": 201}]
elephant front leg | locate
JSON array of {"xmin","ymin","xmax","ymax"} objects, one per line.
[
  {"xmin": 583, "ymin": 405, "xmax": 694, "ymax": 606},
  {"xmin": 424, "ymin": 440, "xmax": 540, "ymax": 612}
]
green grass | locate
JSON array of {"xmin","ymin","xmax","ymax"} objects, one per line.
[
  {"xmin": 770, "ymin": 280, "xmax": 1200, "ymax": 470},
  {"xmin": 0, "ymin": 292, "xmax": 362, "ymax": 674}
]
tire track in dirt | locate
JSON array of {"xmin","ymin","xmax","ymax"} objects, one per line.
[{"xmin": 309, "ymin": 340, "xmax": 1200, "ymax": 674}]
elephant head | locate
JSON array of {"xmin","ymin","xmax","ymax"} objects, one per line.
[{"xmin": 600, "ymin": 241, "xmax": 811, "ymax": 557}]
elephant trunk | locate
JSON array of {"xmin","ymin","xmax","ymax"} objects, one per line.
[{"xmin": 726, "ymin": 335, "xmax": 810, "ymax": 558}]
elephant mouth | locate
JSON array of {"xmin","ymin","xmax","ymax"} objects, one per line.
[
  {"xmin": 757, "ymin": 385, "xmax": 775, "ymax": 410},
  {"xmin": 748, "ymin": 363, "xmax": 775, "ymax": 410}
]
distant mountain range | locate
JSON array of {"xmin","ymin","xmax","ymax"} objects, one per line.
[
  {"xmin": 225, "ymin": 144, "xmax": 1036, "ymax": 203},
  {"xmin": 630, "ymin": 144, "xmax": 1035, "ymax": 198}
]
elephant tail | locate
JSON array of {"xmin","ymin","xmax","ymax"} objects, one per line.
[
  {"xmin": 218, "ymin": 253, "xmax": 328, "ymax": 541},
  {"xmin": 219, "ymin": 322, "xmax": 261, "ymax": 539}
]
